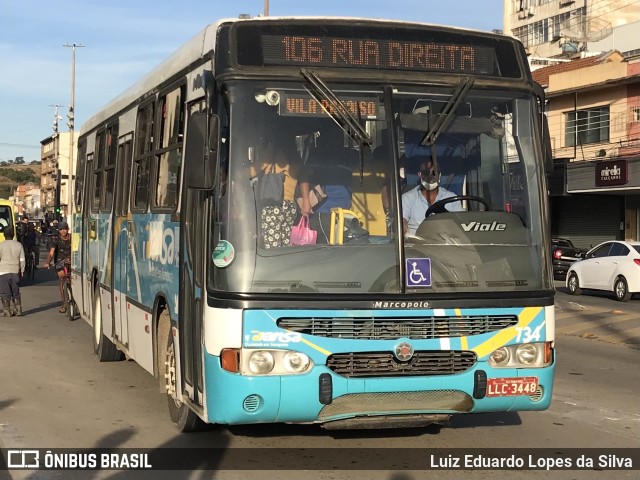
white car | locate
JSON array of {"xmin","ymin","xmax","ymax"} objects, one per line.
[{"xmin": 566, "ymin": 240, "xmax": 640, "ymax": 302}]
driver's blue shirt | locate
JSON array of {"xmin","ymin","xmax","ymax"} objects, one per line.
[{"xmin": 402, "ymin": 185, "xmax": 463, "ymax": 236}]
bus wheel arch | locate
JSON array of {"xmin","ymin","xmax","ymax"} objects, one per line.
[{"xmin": 156, "ymin": 304, "xmax": 203, "ymax": 432}]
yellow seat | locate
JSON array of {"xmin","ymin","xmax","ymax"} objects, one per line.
[
  {"xmin": 329, "ymin": 208, "xmax": 363, "ymax": 245},
  {"xmin": 351, "ymin": 171, "xmax": 387, "ymax": 236}
]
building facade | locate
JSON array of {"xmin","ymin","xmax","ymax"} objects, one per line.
[
  {"xmin": 40, "ymin": 132, "xmax": 72, "ymax": 219},
  {"xmin": 504, "ymin": 0, "xmax": 640, "ymax": 62},
  {"xmin": 535, "ymin": 51, "xmax": 640, "ymax": 249}
]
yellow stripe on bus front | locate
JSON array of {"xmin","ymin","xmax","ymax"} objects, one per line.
[
  {"xmin": 472, "ymin": 306, "xmax": 542, "ymax": 358},
  {"xmin": 301, "ymin": 337, "xmax": 332, "ymax": 356},
  {"xmin": 454, "ymin": 309, "xmax": 468, "ymax": 350}
]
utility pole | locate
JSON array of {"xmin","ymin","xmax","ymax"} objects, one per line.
[
  {"xmin": 48, "ymin": 104, "xmax": 63, "ymax": 217},
  {"xmin": 63, "ymin": 43, "xmax": 84, "ymax": 223},
  {"xmin": 264, "ymin": 0, "xmax": 269, "ymax": 16}
]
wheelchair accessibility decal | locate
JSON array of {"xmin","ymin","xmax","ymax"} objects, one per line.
[{"xmin": 406, "ymin": 258, "xmax": 431, "ymax": 287}]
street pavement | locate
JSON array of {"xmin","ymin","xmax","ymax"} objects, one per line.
[{"xmin": 554, "ymin": 280, "xmax": 639, "ymax": 349}]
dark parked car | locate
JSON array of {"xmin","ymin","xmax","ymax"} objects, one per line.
[{"xmin": 552, "ymin": 238, "xmax": 586, "ymax": 279}]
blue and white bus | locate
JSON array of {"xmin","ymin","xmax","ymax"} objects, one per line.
[{"xmin": 72, "ymin": 16, "xmax": 556, "ymax": 431}]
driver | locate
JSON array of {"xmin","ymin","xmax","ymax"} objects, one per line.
[{"xmin": 402, "ymin": 160, "xmax": 463, "ymax": 236}]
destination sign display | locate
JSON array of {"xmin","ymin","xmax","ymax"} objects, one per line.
[
  {"xmin": 279, "ymin": 93, "xmax": 379, "ymax": 118},
  {"xmin": 263, "ymin": 35, "xmax": 494, "ymax": 74},
  {"xmin": 232, "ymin": 23, "xmax": 522, "ymax": 78}
]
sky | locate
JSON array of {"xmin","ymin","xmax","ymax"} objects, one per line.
[{"xmin": 0, "ymin": 0, "xmax": 504, "ymax": 162}]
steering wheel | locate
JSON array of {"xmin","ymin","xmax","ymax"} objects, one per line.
[{"xmin": 425, "ymin": 195, "xmax": 491, "ymax": 218}]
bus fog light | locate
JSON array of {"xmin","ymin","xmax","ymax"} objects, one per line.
[
  {"xmin": 489, "ymin": 347, "xmax": 509, "ymax": 367},
  {"xmin": 249, "ymin": 351, "xmax": 274, "ymax": 374},
  {"xmin": 283, "ymin": 351, "xmax": 310, "ymax": 373},
  {"xmin": 516, "ymin": 344, "xmax": 538, "ymax": 365}
]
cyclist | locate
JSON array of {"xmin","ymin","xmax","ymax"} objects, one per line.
[
  {"xmin": 45, "ymin": 221, "xmax": 71, "ymax": 314},
  {"xmin": 16, "ymin": 216, "xmax": 29, "ymax": 243},
  {"xmin": 21, "ymin": 223, "xmax": 39, "ymax": 273}
]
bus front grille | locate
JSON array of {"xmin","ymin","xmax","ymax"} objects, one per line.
[
  {"xmin": 278, "ymin": 315, "xmax": 517, "ymax": 339},
  {"xmin": 326, "ymin": 350, "xmax": 477, "ymax": 377}
]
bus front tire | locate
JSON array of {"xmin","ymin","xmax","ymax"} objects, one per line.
[
  {"xmin": 157, "ymin": 310, "xmax": 204, "ymax": 432},
  {"xmin": 92, "ymin": 287, "xmax": 124, "ymax": 362}
]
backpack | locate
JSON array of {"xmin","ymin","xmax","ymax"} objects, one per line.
[{"xmin": 256, "ymin": 165, "xmax": 285, "ymax": 207}]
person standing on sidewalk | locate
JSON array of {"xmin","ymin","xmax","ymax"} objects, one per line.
[{"xmin": 0, "ymin": 228, "xmax": 26, "ymax": 316}]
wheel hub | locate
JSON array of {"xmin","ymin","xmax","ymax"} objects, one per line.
[{"xmin": 165, "ymin": 342, "xmax": 180, "ymax": 406}]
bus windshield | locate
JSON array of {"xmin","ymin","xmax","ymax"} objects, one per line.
[{"xmin": 208, "ymin": 80, "xmax": 551, "ymax": 295}]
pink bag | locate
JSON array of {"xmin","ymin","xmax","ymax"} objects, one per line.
[{"xmin": 290, "ymin": 215, "xmax": 317, "ymax": 246}]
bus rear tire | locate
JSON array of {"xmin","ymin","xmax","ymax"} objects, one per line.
[
  {"xmin": 92, "ymin": 287, "xmax": 124, "ymax": 362},
  {"xmin": 157, "ymin": 310, "xmax": 204, "ymax": 432}
]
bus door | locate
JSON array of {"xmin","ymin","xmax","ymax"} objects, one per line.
[
  {"xmin": 179, "ymin": 187, "xmax": 206, "ymax": 406},
  {"xmin": 82, "ymin": 155, "xmax": 95, "ymax": 318},
  {"xmin": 178, "ymin": 104, "xmax": 210, "ymax": 407},
  {"xmin": 112, "ymin": 135, "xmax": 133, "ymax": 345}
]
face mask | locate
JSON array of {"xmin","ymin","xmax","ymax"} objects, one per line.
[{"xmin": 421, "ymin": 179, "xmax": 439, "ymax": 191}]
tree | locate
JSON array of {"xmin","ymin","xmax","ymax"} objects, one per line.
[{"xmin": 14, "ymin": 156, "xmax": 25, "ymax": 164}]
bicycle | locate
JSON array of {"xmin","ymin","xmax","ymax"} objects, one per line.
[
  {"xmin": 24, "ymin": 249, "xmax": 36, "ymax": 281},
  {"xmin": 62, "ymin": 264, "xmax": 79, "ymax": 321}
]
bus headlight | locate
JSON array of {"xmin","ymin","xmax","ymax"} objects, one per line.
[
  {"xmin": 488, "ymin": 342, "xmax": 553, "ymax": 368},
  {"xmin": 248, "ymin": 351, "xmax": 275, "ymax": 374},
  {"xmin": 489, "ymin": 347, "xmax": 510, "ymax": 367},
  {"xmin": 516, "ymin": 344, "xmax": 537, "ymax": 365},
  {"xmin": 241, "ymin": 349, "xmax": 314, "ymax": 376},
  {"xmin": 283, "ymin": 351, "xmax": 310, "ymax": 373}
]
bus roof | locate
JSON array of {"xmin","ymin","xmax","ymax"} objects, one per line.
[{"xmin": 79, "ymin": 16, "xmax": 514, "ymax": 136}]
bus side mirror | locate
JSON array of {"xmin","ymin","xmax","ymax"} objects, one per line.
[{"xmin": 184, "ymin": 112, "xmax": 217, "ymax": 190}]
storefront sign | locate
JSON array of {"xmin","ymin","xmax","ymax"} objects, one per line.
[{"xmin": 595, "ymin": 160, "xmax": 627, "ymax": 187}]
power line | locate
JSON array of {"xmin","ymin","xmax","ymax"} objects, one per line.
[{"xmin": 0, "ymin": 142, "xmax": 40, "ymax": 149}]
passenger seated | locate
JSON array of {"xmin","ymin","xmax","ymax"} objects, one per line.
[{"xmin": 299, "ymin": 129, "xmax": 357, "ymax": 243}]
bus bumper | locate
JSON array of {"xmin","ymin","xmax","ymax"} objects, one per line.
[{"xmin": 203, "ymin": 352, "xmax": 555, "ymax": 426}]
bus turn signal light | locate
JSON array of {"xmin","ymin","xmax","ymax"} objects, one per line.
[
  {"xmin": 221, "ymin": 348, "xmax": 240, "ymax": 372},
  {"xmin": 544, "ymin": 342, "xmax": 553, "ymax": 365}
]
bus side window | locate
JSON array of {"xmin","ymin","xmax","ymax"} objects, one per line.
[
  {"xmin": 132, "ymin": 102, "xmax": 154, "ymax": 213},
  {"xmin": 132, "ymin": 159, "xmax": 151, "ymax": 212}
]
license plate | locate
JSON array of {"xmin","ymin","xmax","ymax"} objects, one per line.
[{"xmin": 486, "ymin": 377, "xmax": 539, "ymax": 397}]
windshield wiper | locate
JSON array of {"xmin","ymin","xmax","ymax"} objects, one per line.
[
  {"xmin": 420, "ymin": 77, "xmax": 474, "ymax": 147},
  {"xmin": 300, "ymin": 69, "xmax": 372, "ymax": 148}
]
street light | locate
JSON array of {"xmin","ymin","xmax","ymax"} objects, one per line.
[
  {"xmin": 63, "ymin": 42, "xmax": 84, "ymax": 224},
  {"xmin": 49, "ymin": 104, "xmax": 63, "ymax": 134}
]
